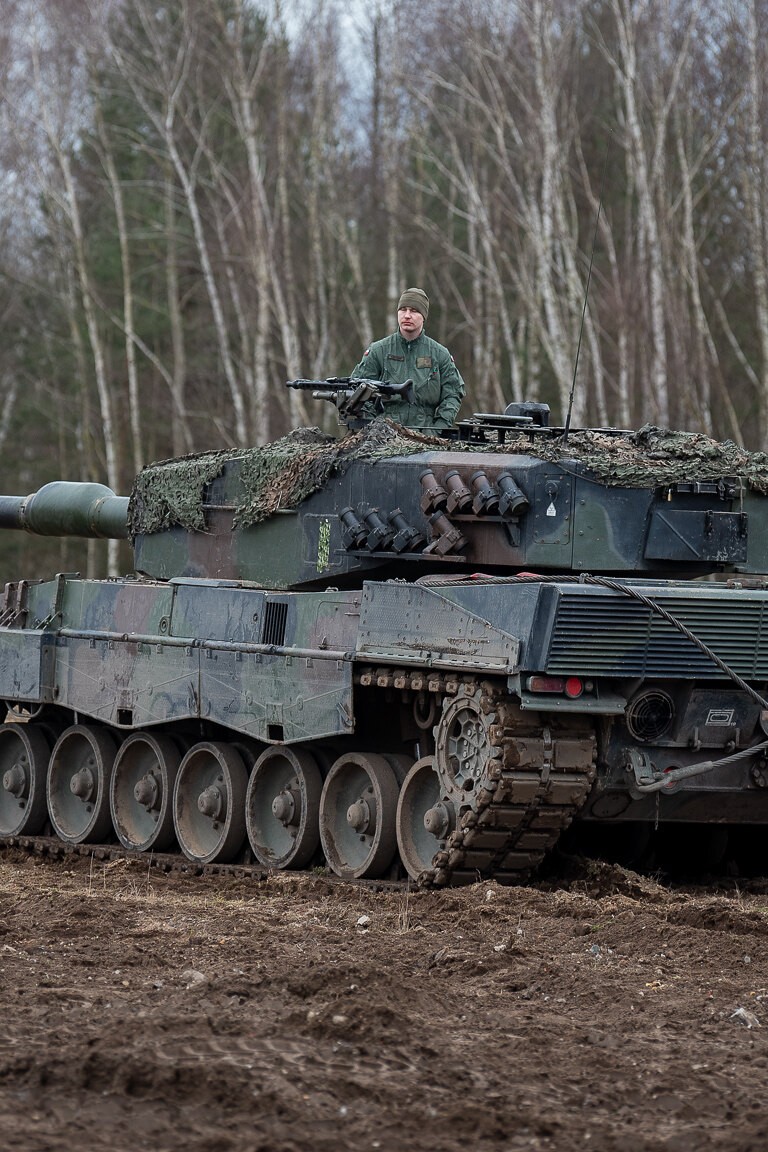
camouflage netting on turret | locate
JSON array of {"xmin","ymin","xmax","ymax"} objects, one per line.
[
  {"xmin": 485, "ymin": 425, "xmax": 768, "ymax": 491},
  {"xmin": 127, "ymin": 419, "xmax": 768, "ymax": 538},
  {"xmin": 233, "ymin": 421, "xmax": 441, "ymax": 527},
  {"xmin": 127, "ymin": 421, "xmax": 442, "ymax": 537},
  {"xmin": 127, "ymin": 448, "xmax": 232, "ymax": 535}
]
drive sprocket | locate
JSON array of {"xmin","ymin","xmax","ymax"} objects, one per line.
[{"xmin": 424, "ymin": 679, "xmax": 597, "ymax": 886}]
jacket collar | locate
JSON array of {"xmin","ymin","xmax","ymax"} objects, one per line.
[{"xmin": 396, "ymin": 330, "xmax": 426, "ymax": 349}]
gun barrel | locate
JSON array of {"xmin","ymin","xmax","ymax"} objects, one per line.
[
  {"xmin": 0, "ymin": 482, "xmax": 129, "ymax": 539},
  {"xmin": 287, "ymin": 379, "xmax": 350, "ymax": 391}
]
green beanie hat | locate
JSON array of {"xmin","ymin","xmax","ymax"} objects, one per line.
[{"xmin": 397, "ymin": 287, "xmax": 429, "ymax": 320}]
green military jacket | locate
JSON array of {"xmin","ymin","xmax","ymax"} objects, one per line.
[{"xmin": 351, "ymin": 331, "xmax": 465, "ymax": 430}]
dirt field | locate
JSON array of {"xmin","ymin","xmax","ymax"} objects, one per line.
[{"xmin": 1, "ymin": 851, "xmax": 767, "ymax": 1152}]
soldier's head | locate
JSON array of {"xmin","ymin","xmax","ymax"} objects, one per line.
[{"xmin": 397, "ymin": 287, "xmax": 428, "ymax": 340}]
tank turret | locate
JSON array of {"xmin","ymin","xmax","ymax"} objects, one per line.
[
  {"xmin": 2, "ymin": 391, "xmax": 768, "ymax": 889},
  {"xmin": 1, "ymin": 403, "xmax": 765, "ymax": 589},
  {"xmin": 121, "ymin": 426, "xmax": 765, "ymax": 587}
]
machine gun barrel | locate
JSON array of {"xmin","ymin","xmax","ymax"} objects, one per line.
[
  {"xmin": 287, "ymin": 376, "xmax": 368, "ymax": 399},
  {"xmin": 0, "ymin": 482, "xmax": 129, "ymax": 539},
  {"xmin": 286, "ymin": 377, "xmax": 414, "ymax": 422},
  {"xmin": 287, "ymin": 376, "xmax": 413, "ymax": 399}
]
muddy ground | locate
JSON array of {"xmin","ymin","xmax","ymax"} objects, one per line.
[{"xmin": 1, "ymin": 852, "xmax": 767, "ymax": 1152}]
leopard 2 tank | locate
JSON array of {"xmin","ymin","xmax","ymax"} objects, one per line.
[{"xmin": 1, "ymin": 384, "xmax": 768, "ymax": 884}]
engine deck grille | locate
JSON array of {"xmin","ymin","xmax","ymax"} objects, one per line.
[{"xmin": 544, "ymin": 588, "xmax": 768, "ymax": 679}]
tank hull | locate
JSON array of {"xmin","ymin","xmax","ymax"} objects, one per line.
[{"xmin": 2, "ymin": 570, "xmax": 768, "ymax": 883}]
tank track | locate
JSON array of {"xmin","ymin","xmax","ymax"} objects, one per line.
[
  {"xmin": 358, "ymin": 669, "xmax": 597, "ymax": 885},
  {"xmin": 0, "ymin": 834, "xmax": 406, "ymax": 891},
  {"xmin": 422, "ymin": 682, "xmax": 597, "ymax": 887},
  {"xmin": 0, "ymin": 833, "xmax": 271, "ymax": 878}
]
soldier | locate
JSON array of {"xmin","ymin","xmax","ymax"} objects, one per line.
[{"xmin": 351, "ymin": 288, "xmax": 465, "ymax": 430}]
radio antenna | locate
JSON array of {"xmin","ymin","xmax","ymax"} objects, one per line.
[{"xmin": 563, "ymin": 136, "xmax": 612, "ymax": 445}]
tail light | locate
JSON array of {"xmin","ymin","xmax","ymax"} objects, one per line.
[{"xmin": 526, "ymin": 675, "xmax": 590, "ymax": 698}]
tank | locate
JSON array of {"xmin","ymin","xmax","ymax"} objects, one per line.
[{"xmin": 2, "ymin": 381, "xmax": 768, "ymax": 885}]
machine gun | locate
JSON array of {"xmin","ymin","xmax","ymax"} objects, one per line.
[{"xmin": 286, "ymin": 376, "xmax": 414, "ymax": 425}]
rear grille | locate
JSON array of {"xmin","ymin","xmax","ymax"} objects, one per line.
[{"xmin": 544, "ymin": 589, "xmax": 768, "ymax": 678}]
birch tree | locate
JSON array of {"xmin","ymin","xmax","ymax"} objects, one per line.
[
  {"xmin": 106, "ymin": 0, "xmax": 250, "ymax": 444},
  {"xmin": 29, "ymin": 5, "xmax": 122, "ymax": 571},
  {"xmin": 739, "ymin": 0, "xmax": 768, "ymax": 443}
]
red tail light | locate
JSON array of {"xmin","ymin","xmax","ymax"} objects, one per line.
[{"xmin": 526, "ymin": 675, "xmax": 587, "ymax": 698}]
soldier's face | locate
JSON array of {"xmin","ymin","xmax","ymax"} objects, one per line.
[{"xmin": 398, "ymin": 307, "xmax": 424, "ymax": 340}]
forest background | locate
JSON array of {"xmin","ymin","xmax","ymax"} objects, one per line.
[{"xmin": 1, "ymin": 0, "xmax": 767, "ymax": 576}]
